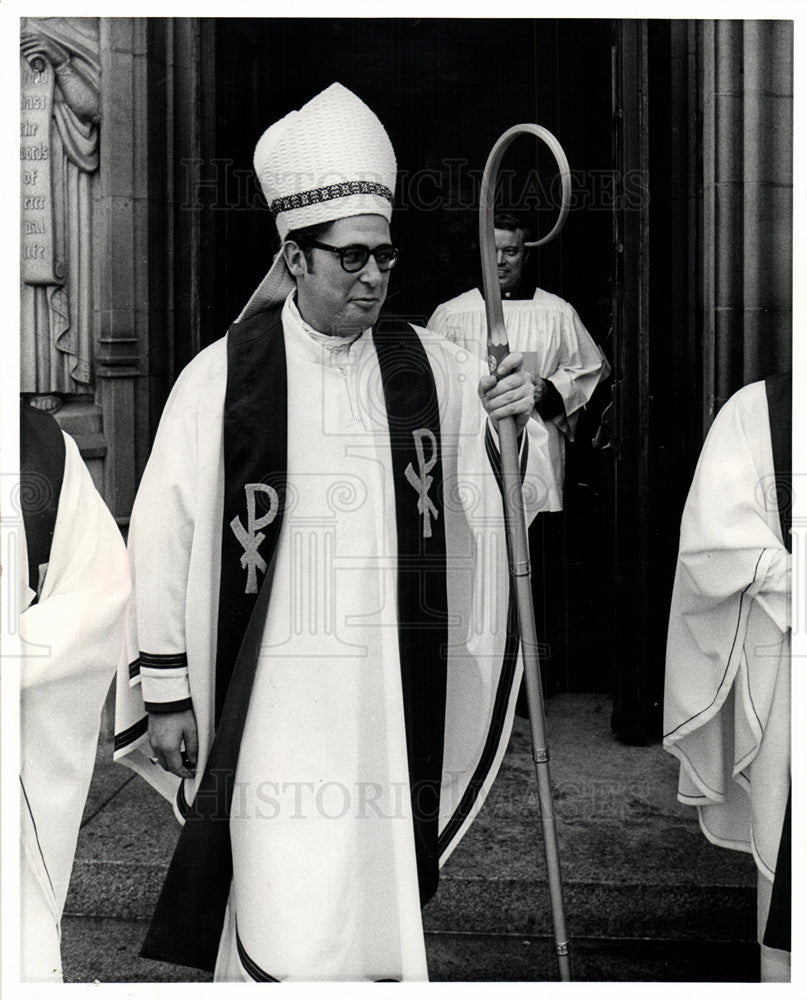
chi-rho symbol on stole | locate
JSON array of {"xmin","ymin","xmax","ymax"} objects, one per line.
[
  {"xmin": 405, "ymin": 428, "xmax": 439, "ymax": 539},
  {"xmin": 230, "ymin": 482, "xmax": 279, "ymax": 594}
]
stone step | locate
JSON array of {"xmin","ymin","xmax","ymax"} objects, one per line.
[
  {"xmin": 59, "ymin": 917, "xmax": 760, "ymax": 984},
  {"xmin": 424, "ymin": 877, "xmax": 754, "ymax": 941},
  {"xmin": 66, "ymin": 858, "xmax": 754, "ymax": 943},
  {"xmin": 65, "ymin": 696, "xmax": 757, "ymax": 947}
]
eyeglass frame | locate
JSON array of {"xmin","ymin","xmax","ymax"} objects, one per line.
[{"xmin": 303, "ymin": 240, "xmax": 400, "ymax": 273}]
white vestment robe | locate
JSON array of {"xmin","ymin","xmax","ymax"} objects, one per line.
[
  {"xmin": 20, "ymin": 431, "xmax": 130, "ymax": 981},
  {"xmin": 663, "ymin": 381, "xmax": 790, "ymax": 884},
  {"xmin": 428, "ymin": 287, "xmax": 610, "ymax": 503},
  {"xmin": 115, "ymin": 294, "xmax": 553, "ymax": 981}
]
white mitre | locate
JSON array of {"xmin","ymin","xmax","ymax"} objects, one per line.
[{"xmin": 237, "ymin": 83, "xmax": 397, "ymax": 323}]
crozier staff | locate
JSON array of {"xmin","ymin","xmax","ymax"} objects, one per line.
[{"xmin": 114, "ymin": 82, "xmax": 554, "ymax": 981}]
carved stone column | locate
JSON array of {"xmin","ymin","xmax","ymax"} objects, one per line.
[
  {"xmin": 92, "ymin": 18, "xmax": 149, "ymax": 517},
  {"xmin": 700, "ymin": 20, "xmax": 793, "ymax": 420},
  {"xmin": 92, "ymin": 18, "xmax": 210, "ymax": 519}
]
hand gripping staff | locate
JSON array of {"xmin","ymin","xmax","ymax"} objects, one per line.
[{"xmin": 480, "ymin": 124, "xmax": 572, "ymax": 982}]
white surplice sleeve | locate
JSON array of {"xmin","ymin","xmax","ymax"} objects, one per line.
[
  {"xmin": 542, "ymin": 299, "xmax": 610, "ymax": 439},
  {"xmin": 126, "ymin": 360, "xmax": 204, "ymax": 712},
  {"xmin": 664, "ymin": 383, "xmax": 790, "ymax": 742},
  {"xmin": 663, "ymin": 381, "xmax": 790, "ymax": 874},
  {"xmin": 429, "ymin": 290, "xmax": 611, "ymax": 445},
  {"xmin": 114, "ymin": 339, "xmax": 227, "ymax": 810},
  {"xmin": 427, "ymin": 294, "xmax": 484, "ymax": 354}
]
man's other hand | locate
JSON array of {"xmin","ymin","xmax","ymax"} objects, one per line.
[
  {"xmin": 148, "ymin": 708, "xmax": 198, "ymax": 778},
  {"xmin": 532, "ymin": 373, "xmax": 546, "ymax": 406},
  {"xmin": 478, "ymin": 352, "xmax": 534, "ymax": 433}
]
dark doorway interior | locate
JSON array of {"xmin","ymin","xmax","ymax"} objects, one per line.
[{"xmin": 202, "ymin": 18, "xmax": 615, "ymax": 695}]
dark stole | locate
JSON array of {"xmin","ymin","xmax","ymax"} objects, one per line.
[
  {"xmin": 141, "ymin": 304, "xmax": 452, "ymax": 972},
  {"xmin": 762, "ymin": 371, "xmax": 791, "ymax": 953},
  {"xmin": 19, "ymin": 400, "xmax": 66, "ymax": 600}
]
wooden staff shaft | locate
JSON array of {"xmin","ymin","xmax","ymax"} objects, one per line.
[{"xmin": 480, "ymin": 124, "xmax": 572, "ymax": 982}]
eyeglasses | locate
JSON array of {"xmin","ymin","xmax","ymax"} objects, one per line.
[{"xmin": 307, "ymin": 241, "xmax": 399, "ymax": 273}]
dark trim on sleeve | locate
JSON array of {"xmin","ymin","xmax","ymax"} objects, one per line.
[
  {"xmin": 145, "ymin": 698, "xmax": 193, "ymax": 714},
  {"xmin": 537, "ymin": 378, "xmax": 565, "ymax": 420},
  {"xmin": 129, "ymin": 659, "xmax": 140, "ymax": 680},
  {"xmin": 114, "ymin": 715, "xmax": 148, "ymax": 752},
  {"xmin": 139, "ymin": 651, "xmax": 189, "ymax": 669}
]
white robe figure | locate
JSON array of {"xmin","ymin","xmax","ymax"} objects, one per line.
[
  {"xmin": 19, "ymin": 431, "xmax": 129, "ymax": 982},
  {"xmin": 114, "ymin": 293, "xmax": 554, "ymax": 981},
  {"xmin": 663, "ymin": 381, "xmax": 790, "ymax": 978},
  {"xmin": 428, "ymin": 287, "xmax": 609, "ymax": 504}
]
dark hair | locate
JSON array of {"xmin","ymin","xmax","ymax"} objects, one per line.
[
  {"xmin": 284, "ymin": 220, "xmax": 333, "ymax": 267},
  {"xmin": 493, "ymin": 212, "xmax": 531, "ymax": 243}
]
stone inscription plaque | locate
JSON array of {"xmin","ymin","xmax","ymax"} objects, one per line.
[{"xmin": 20, "ymin": 56, "xmax": 59, "ymax": 285}]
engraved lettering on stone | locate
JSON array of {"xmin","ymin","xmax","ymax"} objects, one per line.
[
  {"xmin": 20, "ymin": 56, "xmax": 57, "ymax": 285},
  {"xmin": 405, "ymin": 428, "xmax": 439, "ymax": 539},
  {"xmin": 20, "ymin": 18, "xmax": 101, "ymax": 403},
  {"xmin": 230, "ymin": 483, "xmax": 280, "ymax": 594}
]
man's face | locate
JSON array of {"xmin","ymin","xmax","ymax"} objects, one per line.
[
  {"xmin": 495, "ymin": 227, "xmax": 527, "ymax": 291},
  {"xmin": 289, "ymin": 215, "xmax": 392, "ymax": 336}
]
